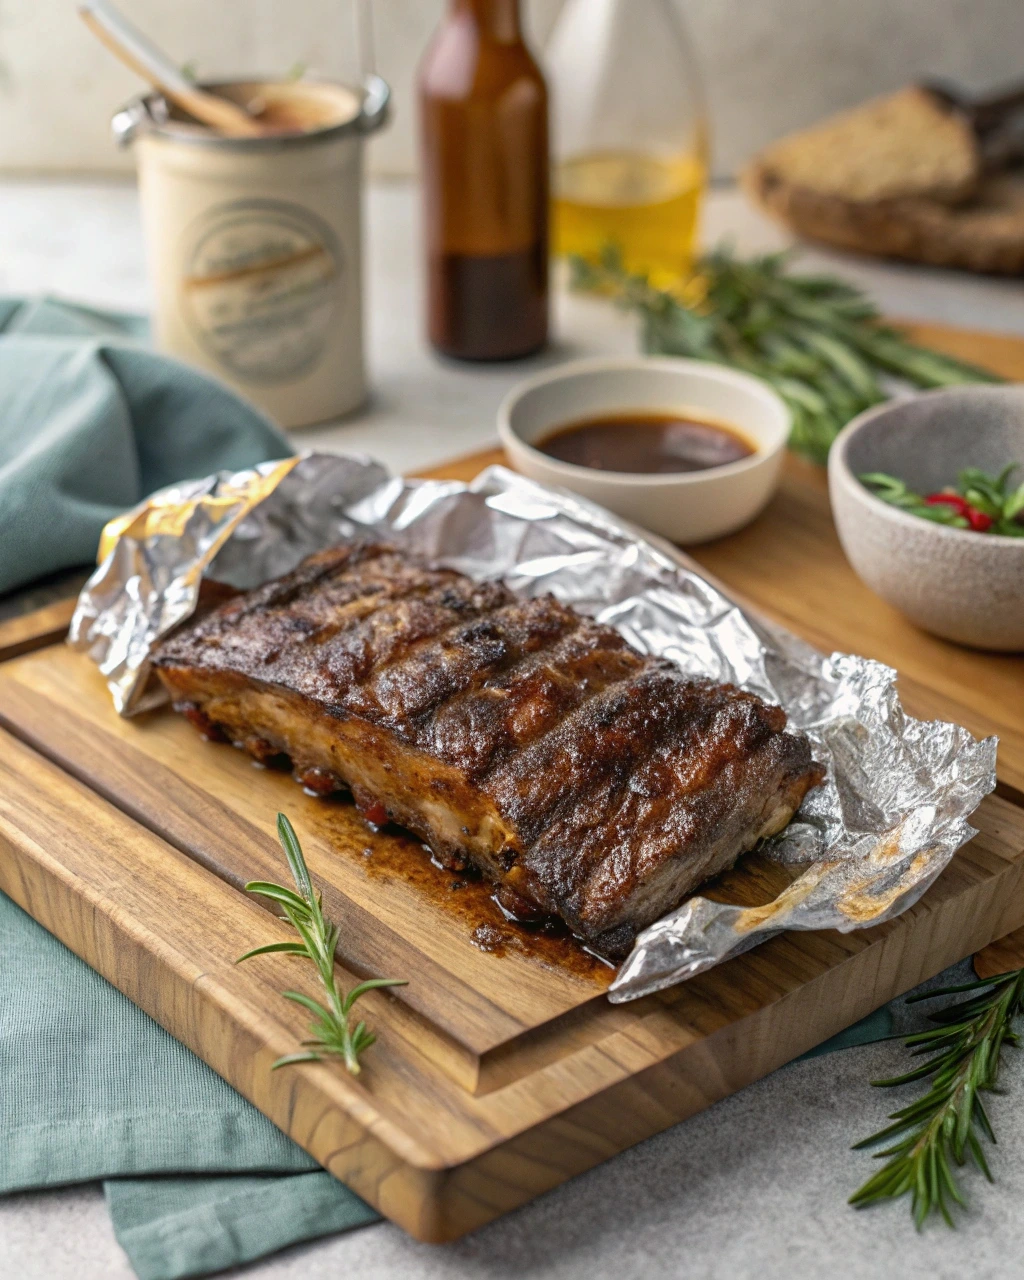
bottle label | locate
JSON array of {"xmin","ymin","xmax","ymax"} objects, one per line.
[{"xmin": 179, "ymin": 199, "xmax": 344, "ymax": 384}]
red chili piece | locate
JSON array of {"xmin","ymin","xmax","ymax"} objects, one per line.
[
  {"xmin": 925, "ymin": 492, "xmax": 992, "ymax": 531},
  {"xmin": 924, "ymin": 493, "xmax": 968, "ymax": 514},
  {"xmin": 297, "ymin": 766, "xmax": 341, "ymax": 796},
  {"xmin": 362, "ymin": 802, "xmax": 389, "ymax": 827}
]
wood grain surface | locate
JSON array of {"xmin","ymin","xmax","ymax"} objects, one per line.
[
  {"xmin": 0, "ymin": 317, "xmax": 1022, "ymax": 1240},
  {"xmin": 0, "ymin": 596, "xmax": 78, "ymax": 663},
  {"xmin": 0, "ymin": 652, "xmax": 611, "ymax": 1066},
  {"xmin": 974, "ymin": 925, "xmax": 1024, "ymax": 980}
]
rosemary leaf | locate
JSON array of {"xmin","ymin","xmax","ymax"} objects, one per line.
[
  {"xmin": 238, "ymin": 813, "xmax": 407, "ymax": 1075},
  {"xmin": 850, "ymin": 968, "xmax": 1024, "ymax": 1227},
  {"xmin": 236, "ymin": 941, "xmax": 311, "ymax": 961}
]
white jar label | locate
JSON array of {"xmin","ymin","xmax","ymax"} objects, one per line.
[{"xmin": 180, "ymin": 199, "xmax": 344, "ymax": 385}]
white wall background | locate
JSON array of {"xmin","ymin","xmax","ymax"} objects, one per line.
[{"xmin": 1, "ymin": 0, "xmax": 1023, "ymax": 178}]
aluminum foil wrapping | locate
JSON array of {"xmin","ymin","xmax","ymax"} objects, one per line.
[{"xmin": 69, "ymin": 452, "xmax": 997, "ymax": 1001}]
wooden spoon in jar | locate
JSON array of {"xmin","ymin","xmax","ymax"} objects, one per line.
[{"xmin": 79, "ymin": 0, "xmax": 264, "ymax": 138}]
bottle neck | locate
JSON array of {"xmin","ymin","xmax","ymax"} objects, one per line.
[{"xmin": 452, "ymin": 0, "xmax": 522, "ymax": 41}]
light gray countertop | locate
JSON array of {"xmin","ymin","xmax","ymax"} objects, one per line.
[{"xmin": 2, "ymin": 177, "xmax": 1024, "ymax": 1280}]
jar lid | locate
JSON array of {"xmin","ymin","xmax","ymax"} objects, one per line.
[{"xmin": 112, "ymin": 75, "xmax": 390, "ymax": 149}]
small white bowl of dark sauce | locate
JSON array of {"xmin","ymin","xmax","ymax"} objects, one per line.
[{"xmin": 497, "ymin": 357, "xmax": 790, "ymax": 543}]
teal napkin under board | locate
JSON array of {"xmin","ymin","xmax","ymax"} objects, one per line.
[{"xmin": 0, "ymin": 296, "xmax": 896, "ymax": 1279}]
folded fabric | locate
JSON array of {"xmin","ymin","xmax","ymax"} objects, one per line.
[
  {"xmin": 0, "ymin": 295, "xmax": 288, "ymax": 595},
  {"xmin": 105, "ymin": 1174, "xmax": 379, "ymax": 1280}
]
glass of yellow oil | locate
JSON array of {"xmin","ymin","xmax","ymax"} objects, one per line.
[
  {"xmin": 546, "ymin": 0, "xmax": 708, "ymax": 285},
  {"xmin": 553, "ymin": 148, "xmax": 707, "ymax": 285}
]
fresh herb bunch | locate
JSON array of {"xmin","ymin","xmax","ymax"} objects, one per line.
[
  {"xmin": 238, "ymin": 813, "xmax": 407, "ymax": 1075},
  {"xmin": 570, "ymin": 246, "xmax": 1000, "ymax": 465},
  {"xmin": 850, "ymin": 968, "xmax": 1024, "ymax": 1227},
  {"xmin": 861, "ymin": 465, "xmax": 1024, "ymax": 536}
]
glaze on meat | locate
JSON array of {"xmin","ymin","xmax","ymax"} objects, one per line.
[{"xmin": 152, "ymin": 543, "xmax": 824, "ymax": 956}]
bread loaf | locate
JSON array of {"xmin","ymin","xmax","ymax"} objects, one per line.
[
  {"xmin": 748, "ymin": 87, "xmax": 980, "ymax": 205},
  {"xmin": 744, "ymin": 87, "xmax": 1024, "ymax": 274}
]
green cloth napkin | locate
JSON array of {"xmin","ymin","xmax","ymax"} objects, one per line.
[
  {"xmin": 0, "ymin": 296, "xmax": 896, "ymax": 1279},
  {"xmin": 0, "ymin": 295, "xmax": 289, "ymax": 595},
  {"xmin": 105, "ymin": 1174, "xmax": 377, "ymax": 1280}
]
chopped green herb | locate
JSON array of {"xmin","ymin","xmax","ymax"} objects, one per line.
[{"xmin": 860, "ymin": 465, "xmax": 1024, "ymax": 536}]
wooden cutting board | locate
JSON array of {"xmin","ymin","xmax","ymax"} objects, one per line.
[
  {"xmin": 2, "ymin": 654, "xmax": 1023, "ymax": 1241},
  {"xmin": 1, "ymin": 317, "xmax": 1023, "ymax": 1241}
]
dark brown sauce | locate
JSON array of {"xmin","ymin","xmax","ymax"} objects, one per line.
[
  {"xmin": 201, "ymin": 716, "xmax": 610, "ymax": 982},
  {"xmin": 315, "ymin": 796, "xmax": 613, "ymax": 982},
  {"xmin": 537, "ymin": 411, "xmax": 755, "ymax": 475}
]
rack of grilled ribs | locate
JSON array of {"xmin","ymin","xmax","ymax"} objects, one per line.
[{"xmin": 152, "ymin": 543, "xmax": 824, "ymax": 957}]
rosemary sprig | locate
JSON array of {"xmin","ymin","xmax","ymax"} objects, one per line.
[
  {"xmin": 850, "ymin": 968, "xmax": 1024, "ymax": 1227},
  {"xmin": 237, "ymin": 813, "xmax": 407, "ymax": 1075},
  {"xmin": 570, "ymin": 245, "xmax": 1000, "ymax": 465}
]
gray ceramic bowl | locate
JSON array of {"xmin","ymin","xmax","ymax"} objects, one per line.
[{"xmin": 829, "ymin": 386, "xmax": 1024, "ymax": 651}]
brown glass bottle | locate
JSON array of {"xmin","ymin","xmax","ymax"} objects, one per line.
[{"xmin": 418, "ymin": 0, "xmax": 549, "ymax": 361}]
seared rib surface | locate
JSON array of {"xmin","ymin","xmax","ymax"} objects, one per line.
[{"xmin": 153, "ymin": 543, "xmax": 824, "ymax": 955}]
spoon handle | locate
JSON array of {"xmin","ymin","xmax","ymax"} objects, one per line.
[{"xmin": 80, "ymin": 0, "xmax": 263, "ymax": 137}]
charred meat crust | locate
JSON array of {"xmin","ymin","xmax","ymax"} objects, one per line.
[{"xmin": 153, "ymin": 543, "xmax": 825, "ymax": 956}]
